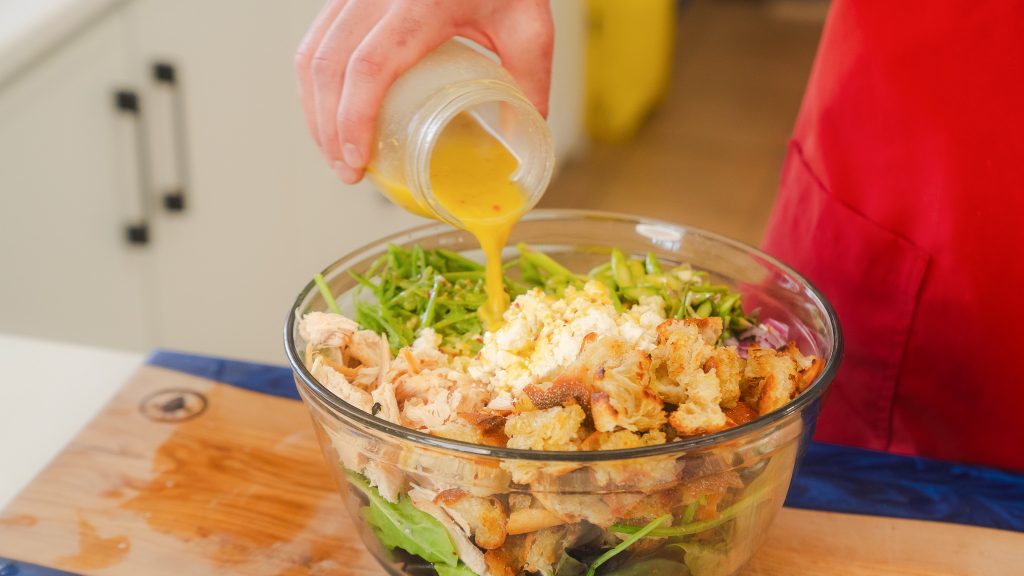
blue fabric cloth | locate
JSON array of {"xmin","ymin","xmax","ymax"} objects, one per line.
[
  {"xmin": 786, "ymin": 442, "xmax": 1024, "ymax": 532},
  {"xmin": 0, "ymin": 560, "xmax": 76, "ymax": 576},
  {"xmin": 147, "ymin": 350, "xmax": 299, "ymax": 400}
]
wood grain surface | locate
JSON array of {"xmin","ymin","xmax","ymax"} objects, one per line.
[{"xmin": 0, "ymin": 366, "xmax": 1020, "ymax": 575}]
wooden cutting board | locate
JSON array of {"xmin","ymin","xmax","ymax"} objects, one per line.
[{"xmin": 1, "ymin": 365, "xmax": 1020, "ymax": 575}]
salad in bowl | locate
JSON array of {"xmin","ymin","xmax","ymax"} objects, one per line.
[{"xmin": 285, "ymin": 210, "xmax": 841, "ymax": 576}]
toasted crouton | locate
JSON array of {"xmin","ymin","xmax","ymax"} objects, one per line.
[
  {"xmin": 784, "ymin": 342, "xmax": 824, "ymax": 392},
  {"xmin": 523, "ymin": 526, "xmax": 569, "ymax": 575},
  {"xmin": 582, "ymin": 430, "xmax": 677, "ymax": 490},
  {"xmin": 668, "ymin": 380, "xmax": 729, "ymax": 435},
  {"xmin": 552, "ymin": 335, "xmax": 666, "ymax": 433},
  {"xmin": 651, "ymin": 319, "xmax": 717, "ymax": 404},
  {"xmin": 651, "ymin": 320, "xmax": 730, "ymax": 436},
  {"xmin": 684, "ymin": 316, "xmax": 724, "ymax": 345},
  {"xmin": 505, "ymin": 405, "xmax": 585, "ymax": 451},
  {"xmin": 522, "ymin": 375, "xmax": 590, "ymax": 411},
  {"xmin": 504, "ymin": 405, "xmax": 586, "ymax": 483},
  {"xmin": 435, "ymin": 490, "xmax": 508, "ymax": 549},
  {"xmin": 743, "ymin": 345, "xmax": 799, "ymax": 414},
  {"xmin": 507, "ymin": 507, "xmax": 566, "ymax": 535},
  {"xmin": 705, "ymin": 346, "xmax": 744, "ymax": 409}
]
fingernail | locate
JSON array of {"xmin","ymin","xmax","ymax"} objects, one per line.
[
  {"xmin": 342, "ymin": 143, "xmax": 363, "ymax": 169},
  {"xmin": 332, "ymin": 161, "xmax": 356, "ymax": 184}
]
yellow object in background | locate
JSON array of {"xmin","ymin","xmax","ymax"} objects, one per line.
[{"xmin": 586, "ymin": 0, "xmax": 677, "ymax": 141}]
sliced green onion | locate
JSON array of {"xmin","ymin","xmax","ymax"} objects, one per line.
[
  {"xmin": 611, "ymin": 486, "xmax": 772, "ymax": 539},
  {"xmin": 611, "ymin": 248, "xmax": 633, "ymax": 287},
  {"xmin": 314, "ymin": 273, "xmax": 341, "ymax": 314},
  {"xmin": 644, "ymin": 251, "xmax": 664, "ymax": 275},
  {"xmin": 586, "ymin": 514, "xmax": 671, "ymax": 576}
]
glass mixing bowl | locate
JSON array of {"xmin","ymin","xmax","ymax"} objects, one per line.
[{"xmin": 285, "ymin": 210, "xmax": 841, "ymax": 576}]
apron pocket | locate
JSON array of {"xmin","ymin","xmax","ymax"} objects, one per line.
[{"xmin": 762, "ymin": 142, "xmax": 929, "ymax": 450}]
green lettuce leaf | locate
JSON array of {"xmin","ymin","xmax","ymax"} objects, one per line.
[
  {"xmin": 345, "ymin": 470, "xmax": 458, "ymax": 567},
  {"xmin": 435, "ymin": 563, "xmax": 480, "ymax": 576}
]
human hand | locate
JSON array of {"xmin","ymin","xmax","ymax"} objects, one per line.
[{"xmin": 295, "ymin": 0, "xmax": 554, "ymax": 184}]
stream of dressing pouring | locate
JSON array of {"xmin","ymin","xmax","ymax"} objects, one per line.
[{"xmin": 371, "ymin": 112, "xmax": 527, "ymax": 330}]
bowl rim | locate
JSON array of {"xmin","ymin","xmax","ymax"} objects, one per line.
[{"xmin": 284, "ymin": 209, "xmax": 843, "ymax": 461}]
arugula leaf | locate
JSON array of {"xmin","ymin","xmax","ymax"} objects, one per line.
[
  {"xmin": 345, "ymin": 470, "xmax": 458, "ymax": 567},
  {"xmin": 435, "ymin": 563, "xmax": 480, "ymax": 576}
]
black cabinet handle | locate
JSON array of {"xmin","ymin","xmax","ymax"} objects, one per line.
[
  {"xmin": 113, "ymin": 89, "xmax": 151, "ymax": 246},
  {"xmin": 151, "ymin": 62, "xmax": 190, "ymax": 213}
]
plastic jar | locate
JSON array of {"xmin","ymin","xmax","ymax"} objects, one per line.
[{"xmin": 367, "ymin": 40, "xmax": 554, "ymax": 225}]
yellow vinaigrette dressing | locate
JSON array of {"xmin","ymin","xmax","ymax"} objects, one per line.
[{"xmin": 372, "ymin": 113, "xmax": 526, "ymax": 330}]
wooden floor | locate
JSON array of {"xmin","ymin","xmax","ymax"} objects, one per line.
[{"xmin": 542, "ymin": 0, "xmax": 826, "ymax": 246}]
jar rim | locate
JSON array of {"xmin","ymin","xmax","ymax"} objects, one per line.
[{"xmin": 405, "ymin": 79, "xmax": 555, "ymax": 227}]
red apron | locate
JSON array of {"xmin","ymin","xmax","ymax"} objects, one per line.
[{"xmin": 763, "ymin": 1, "xmax": 1024, "ymax": 471}]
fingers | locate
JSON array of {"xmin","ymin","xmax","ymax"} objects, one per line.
[
  {"xmin": 295, "ymin": 0, "xmax": 348, "ymax": 145},
  {"xmin": 334, "ymin": 10, "xmax": 451, "ymax": 183},
  {"xmin": 492, "ymin": 2, "xmax": 555, "ymax": 117},
  {"xmin": 311, "ymin": 0, "xmax": 388, "ymax": 171}
]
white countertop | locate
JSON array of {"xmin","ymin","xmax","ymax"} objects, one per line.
[
  {"xmin": 0, "ymin": 333, "xmax": 142, "ymax": 510},
  {"xmin": 0, "ymin": 0, "xmax": 123, "ymax": 86}
]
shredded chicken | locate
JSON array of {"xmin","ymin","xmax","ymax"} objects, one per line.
[
  {"xmin": 408, "ymin": 486, "xmax": 490, "ymax": 576},
  {"xmin": 298, "ymin": 311, "xmax": 358, "ymax": 348},
  {"xmin": 363, "ymin": 460, "xmax": 404, "ymax": 503},
  {"xmin": 309, "ymin": 356, "xmax": 373, "ymax": 413}
]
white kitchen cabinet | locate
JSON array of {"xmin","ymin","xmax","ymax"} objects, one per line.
[
  {"xmin": 125, "ymin": 0, "xmax": 424, "ymax": 363},
  {"xmin": 0, "ymin": 10, "xmax": 154, "ymax": 351}
]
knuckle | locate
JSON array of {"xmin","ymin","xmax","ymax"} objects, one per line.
[
  {"xmin": 310, "ymin": 53, "xmax": 341, "ymax": 79},
  {"xmin": 348, "ymin": 50, "xmax": 385, "ymax": 82},
  {"xmin": 337, "ymin": 107, "xmax": 371, "ymax": 134},
  {"xmin": 293, "ymin": 49, "xmax": 311, "ymax": 71}
]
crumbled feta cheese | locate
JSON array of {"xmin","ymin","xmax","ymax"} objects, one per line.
[{"xmin": 469, "ymin": 281, "xmax": 666, "ymax": 395}]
